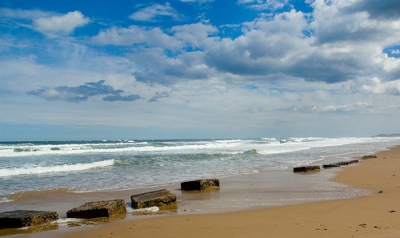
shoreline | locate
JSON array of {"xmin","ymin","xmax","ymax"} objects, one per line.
[
  {"xmin": 59, "ymin": 145, "xmax": 400, "ymax": 238},
  {"xmin": 1, "ymin": 145, "xmax": 399, "ymax": 237}
]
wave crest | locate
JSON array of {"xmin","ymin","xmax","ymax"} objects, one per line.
[{"xmin": 0, "ymin": 159, "xmax": 115, "ymax": 177}]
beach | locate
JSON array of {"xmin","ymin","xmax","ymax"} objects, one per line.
[
  {"xmin": 58, "ymin": 145, "xmax": 399, "ymax": 238},
  {"xmin": 25, "ymin": 144, "xmax": 400, "ymax": 238},
  {"xmin": 1, "ymin": 141, "xmax": 399, "ymax": 237}
]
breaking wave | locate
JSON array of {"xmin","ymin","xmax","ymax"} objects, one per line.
[{"xmin": 0, "ymin": 159, "xmax": 115, "ymax": 177}]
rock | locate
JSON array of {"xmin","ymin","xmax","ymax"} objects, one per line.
[
  {"xmin": 293, "ymin": 166, "xmax": 320, "ymax": 173},
  {"xmin": 335, "ymin": 161, "xmax": 351, "ymax": 166},
  {"xmin": 181, "ymin": 179, "xmax": 220, "ymax": 191},
  {"xmin": 0, "ymin": 210, "xmax": 58, "ymax": 228},
  {"xmin": 323, "ymin": 164, "xmax": 341, "ymax": 169},
  {"xmin": 323, "ymin": 160, "xmax": 359, "ymax": 169},
  {"xmin": 67, "ymin": 199, "xmax": 126, "ymax": 219},
  {"xmin": 131, "ymin": 189, "xmax": 177, "ymax": 209},
  {"xmin": 361, "ymin": 155, "xmax": 377, "ymax": 160}
]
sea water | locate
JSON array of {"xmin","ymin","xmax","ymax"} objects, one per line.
[{"xmin": 1, "ymin": 137, "xmax": 400, "ymax": 203}]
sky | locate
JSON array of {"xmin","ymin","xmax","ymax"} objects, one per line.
[{"xmin": 0, "ymin": 0, "xmax": 400, "ymax": 141}]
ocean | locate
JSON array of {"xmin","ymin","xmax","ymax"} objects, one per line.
[{"xmin": 1, "ymin": 137, "xmax": 400, "ymax": 205}]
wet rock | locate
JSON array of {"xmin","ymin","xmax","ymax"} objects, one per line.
[
  {"xmin": 67, "ymin": 199, "xmax": 126, "ymax": 219},
  {"xmin": 181, "ymin": 179, "xmax": 220, "ymax": 191},
  {"xmin": 131, "ymin": 189, "xmax": 177, "ymax": 209},
  {"xmin": 0, "ymin": 210, "xmax": 58, "ymax": 228},
  {"xmin": 323, "ymin": 160, "xmax": 359, "ymax": 168},
  {"xmin": 293, "ymin": 166, "xmax": 320, "ymax": 173},
  {"xmin": 323, "ymin": 164, "xmax": 341, "ymax": 169},
  {"xmin": 361, "ymin": 155, "xmax": 377, "ymax": 160}
]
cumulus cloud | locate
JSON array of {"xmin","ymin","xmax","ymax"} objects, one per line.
[
  {"xmin": 344, "ymin": 0, "xmax": 400, "ymax": 20},
  {"xmin": 89, "ymin": 0, "xmax": 400, "ymax": 85},
  {"xmin": 201, "ymin": 0, "xmax": 400, "ymax": 84},
  {"xmin": 27, "ymin": 80, "xmax": 141, "ymax": 102},
  {"xmin": 355, "ymin": 77, "xmax": 400, "ymax": 96},
  {"xmin": 171, "ymin": 22, "xmax": 218, "ymax": 49},
  {"xmin": 131, "ymin": 48, "xmax": 212, "ymax": 84},
  {"xmin": 33, "ymin": 11, "xmax": 89, "ymax": 37},
  {"xmin": 92, "ymin": 21, "xmax": 217, "ymax": 50},
  {"xmin": 204, "ymin": 10, "xmax": 314, "ymax": 76},
  {"xmin": 130, "ymin": 3, "xmax": 180, "ymax": 21},
  {"xmin": 311, "ymin": 0, "xmax": 397, "ymax": 45},
  {"xmin": 92, "ymin": 25, "xmax": 182, "ymax": 50}
]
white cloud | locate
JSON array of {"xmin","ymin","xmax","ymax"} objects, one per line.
[
  {"xmin": 311, "ymin": 0, "xmax": 399, "ymax": 45},
  {"xmin": 92, "ymin": 25, "xmax": 182, "ymax": 50},
  {"xmin": 0, "ymin": 8, "xmax": 52, "ymax": 19},
  {"xmin": 307, "ymin": 102, "xmax": 374, "ymax": 113},
  {"xmin": 92, "ymin": 21, "xmax": 218, "ymax": 51},
  {"xmin": 172, "ymin": 22, "xmax": 219, "ymax": 48},
  {"xmin": 344, "ymin": 0, "xmax": 400, "ymax": 20},
  {"xmin": 92, "ymin": 26, "xmax": 147, "ymax": 46},
  {"xmin": 355, "ymin": 77, "xmax": 400, "ymax": 96},
  {"xmin": 33, "ymin": 11, "xmax": 89, "ymax": 37},
  {"xmin": 205, "ymin": 10, "xmax": 314, "ymax": 76},
  {"xmin": 391, "ymin": 49, "xmax": 400, "ymax": 54},
  {"xmin": 130, "ymin": 3, "xmax": 180, "ymax": 21},
  {"xmin": 237, "ymin": 0, "xmax": 289, "ymax": 10},
  {"xmin": 91, "ymin": 0, "xmax": 400, "ymax": 86},
  {"xmin": 203, "ymin": 0, "xmax": 400, "ymax": 84}
]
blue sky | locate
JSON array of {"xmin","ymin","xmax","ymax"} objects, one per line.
[{"xmin": 1, "ymin": 0, "xmax": 400, "ymax": 141}]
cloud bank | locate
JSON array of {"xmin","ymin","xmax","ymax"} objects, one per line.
[{"xmin": 27, "ymin": 80, "xmax": 141, "ymax": 102}]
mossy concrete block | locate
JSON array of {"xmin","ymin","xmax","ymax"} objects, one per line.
[
  {"xmin": 293, "ymin": 166, "xmax": 320, "ymax": 173},
  {"xmin": 0, "ymin": 210, "xmax": 58, "ymax": 228},
  {"xmin": 131, "ymin": 189, "xmax": 177, "ymax": 209},
  {"xmin": 361, "ymin": 155, "xmax": 377, "ymax": 160},
  {"xmin": 67, "ymin": 199, "xmax": 126, "ymax": 219},
  {"xmin": 181, "ymin": 179, "xmax": 220, "ymax": 191}
]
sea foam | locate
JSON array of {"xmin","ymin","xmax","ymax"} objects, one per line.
[
  {"xmin": 0, "ymin": 197, "xmax": 13, "ymax": 203},
  {"xmin": 0, "ymin": 159, "xmax": 115, "ymax": 177}
]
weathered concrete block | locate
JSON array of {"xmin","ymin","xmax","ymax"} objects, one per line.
[
  {"xmin": 67, "ymin": 199, "xmax": 126, "ymax": 219},
  {"xmin": 181, "ymin": 179, "xmax": 220, "ymax": 191},
  {"xmin": 323, "ymin": 160, "xmax": 359, "ymax": 169},
  {"xmin": 323, "ymin": 164, "xmax": 341, "ymax": 169},
  {"xmin": 0, "ymin": 210, "xmax": 58, "ymax": 228},
  {"xmin": 293, "ymin": 166, "xmax": 320, "ymax": 173},
  {"xmin": 131, "ymin": 189, "xmax": 177, "ymax": 209},
  {"xmin": 361, "ymin": 155, "xmax": 377, "ymax": 160},
  {"xmin": 337, "ymin": 160, "xmax": 359, "ymax": 165},
  {"xmin": 336, "ymin": 161, "xmax": 351, "ymax": 166}
]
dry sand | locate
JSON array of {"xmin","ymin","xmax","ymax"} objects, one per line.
[{"xmin": 54, "ymin": 145, "xmax": 400, "ymax": 238}]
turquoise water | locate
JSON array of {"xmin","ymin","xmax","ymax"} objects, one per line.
[{"xmin": 1, "ymin": 137, "xmax": 399, "ymax": 202}]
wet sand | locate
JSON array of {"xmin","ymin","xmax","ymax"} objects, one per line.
[{"xmin": 2, "ymin": 145, "xmax": 399, "ymax": 237}]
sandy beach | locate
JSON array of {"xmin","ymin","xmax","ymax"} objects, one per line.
[
  {"xmin": 1, "ymin": 144, "xmax": 399, "ymax": 237},
  {"xmin": 48, "ymin": 145, "xmax": 399, "ymax": 238}
]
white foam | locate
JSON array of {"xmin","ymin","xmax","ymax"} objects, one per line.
[
  {"xmin": 0, "ymin": 197, "xmax": 13, "ymax": 203},
  {"xmin": 133, "ymin": 206, "xmax": 160, "ymax": 212},
  {"xmin": 1, "ymin": 137, "xmax": 387, "ymax": 158},
  {"xmin": 0, "ymin": 140, "xmax": 244, "ymax": 157},
  {"xmin": 0, "ymin": 159, "xmax": 115, "ymax": 177},
  {"xmin": 55, "ymin": 218, "xmax": 84, "ymax": 224}
]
